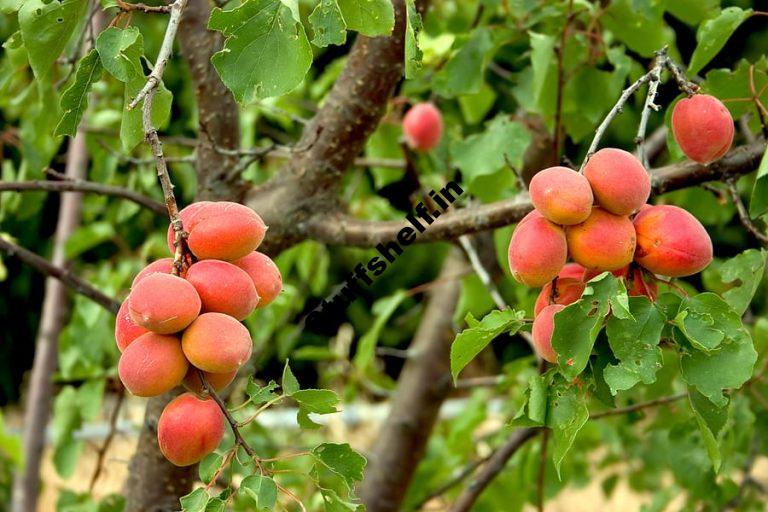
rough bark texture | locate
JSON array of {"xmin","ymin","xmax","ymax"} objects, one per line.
[
  {"xmin": 359, "ymin": 248, "xmax": 466, "ymax": 512},
  {"xmin": 11, "ymin": 133, "xmax": 88, "ymax": 512},
  {"xmin": 245, "ymin": 0, "xmax": 409, "ymax": 254}
]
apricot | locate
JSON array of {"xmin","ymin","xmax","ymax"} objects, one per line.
[
  {"xmin": 182, "ymin": 367, "xmax": 238, "ymax": 395},
  {"xmin": 529, "ymin": 166, "xmax": 593, "ymax": 225},
  {"xmin": 182, "ymin": 312, "xmax": 253, "ymax": 373},
  {"xmin": 167, "ymin": 202, "xmax": 267, "ymax": 261},
  {"xmin": 583, "ymin": 148, "xmax": 650, "ymax": 216},
  {"xmin": 118, "ymin": 333, "xmax": 188, "ymax": 397},
  {"xmin": 671, "ymin": 94, "xmax": 733, "ymax": 164},
  {"xmin": 185, "ymin": 260, "xmax": 259, "ymax": 320},
  {"xmin": 402, "ymin": 102, "xmax": 442, "ymax": 151},
  {"xmin": 232, "ymin": 252, "xmax": 282, "ymax": 308},
  {"xmin": 115, "ymin": 299, "xmax": 149, "ymax": 352},
  {"xmin": 633, "ymin": 204, "xmax": 713, "ymax": 277},
  {"xmin": 534, "ymin": 277, "xmax": 586, "ymax": 316},
  {"xmin": 532, "ymin": 304, "xmax": 565, "ymax": 363},
  {"xmin": 128, "ymin": 273, "xmax": 201, "ymax": 334},
  {"xmin": 565, "ymin": 208, "xmax": 636, "ymax": 271},
  {"xmin": 626, "ymin": 266, "xmax": 658, "ymax": 301},
  {"xmin": 508, "ymin": 212, "xmax": 568, "ymax": 287},
  {"xmin": 131, "ymin": 258, "xmax": 174, "ymax": 288},
  {"xmin": 157, "ymin": 393, "xmax": 225, "ymax": 466},
  {"xmin": 558, "ymin": 262, "xmax": 588, "ymax": 280}
]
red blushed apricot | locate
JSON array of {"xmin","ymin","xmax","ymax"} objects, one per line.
[
  {"xmin": 583, "ymin": 148, "xmax": 651, "ymax": 216},
  {"xmin": 182, "ymin": 367, "xmax": 237, "ymax": 395},
  {"xmin": 185, "ymin": 260, "xmax": 259, "ymax": 320},
  {"xmin": 157, "ymin": 393, "xmax": 224, "ymax": 466},
  {"xmin": 566, "ymin": 208, "xmax": 636, "ymax": 271},
  {"xmin": 118, "ymin": 333, "xmax": 188, "ymax": 397},
  {"xmin": 167, "ymin": 202, "xmax": 267, "ymax": 261},
  {"xmin": 529, "ymin": 166, "xmax": 593, "ymax": 225},
  {"xmin": 182, "ymin": 313, "xmax": 253, "ymax": 373},
  {"xmin": 508, "ymin": 214, "xmax": 568, "ymax": 287},
  {"xmin": 672, "ymin": 94, "xmax": 734, "ymax": 164},
  {"xmin": 534, "ymin": 278, "xmax": 586, "ymax": 316},
  {"xmin": 128, "ymin": 273, "xmax": 201, "ymax": 334},
  {"xmin": 633, "ymin": 204, "xmax": 713, "ymax": 277},
  {"xmin": 626, "ymin": 266, "xmax": 658, "ymax": 301},
  {"xmin": 131, "ymin": 258, "xmax": 174, "ymax": 288},
  {"xmin": 232, "ymin": 252, "xmax": 282, "ymax": 308},
  {"xmin": 558, "ymin": 262, "xmax": 588, "ymax": 280},
  {"xmin": 402, "ymin": 102, "xmax": 443, "ymax": 151},
  {"xmin": 532, "ymin": 304, "xmax": 565, "ymax": 363},
  {"xmin": 115, "ymin": 300, "xmax": 149, "ymax": 352}
]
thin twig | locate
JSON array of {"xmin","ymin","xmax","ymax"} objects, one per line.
[
  {"xmin": 89, "ymin": 387, "xmax": 126, "ymax": 491},
  {"xmin": 457, "ymin": 235, "xmax": 506, "ymax": 310},
  {"xmin": 117, "ymin": 0, "xmax": 172, "ymax": 13},
  {"xmin": 726, "ymin": 179, "xmax": 768, "ymax": 246},
  {"xmin": 589, "ymin": 392, "xmax": 687, "ymax": 419},
  {"xmin": 415, "ymin": 456, "xmax": 490, "ymax": 509},
  {"xmin": 635, "ymin": 58, "xmax": 663, "ymax": 167}
]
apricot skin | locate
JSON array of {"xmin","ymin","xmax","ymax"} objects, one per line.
[
  {"xmin": 232, "ymin": 252, "xmax": 282, "ymax": 308},
  {"xmin": 672, "ymin": 94, "xmax": 734, "ymax": 164},
  {"xmin": 128, "ymin": 273, "xmax": 201, "ymax": 334},
  {"xmin": 583, "ymin": 148, "xmax": 650, "ymax": 215},
  {"xmin": 168, "ymin": 202, "xmax": 267, "ymax": 261},
  {"xmin": 402, "ymin": 103, "xmax": 443, "ymax": 151},
  {"xmin": 182, "ymin": 368, "xmax": 237, "ymax": 395},
  {"xmin": 633, "ymin": 204, "xmax": 713, "ymax": 277},
  {"xmin": 534, "ymin": 278, "xmax": 586, "ymax": 316},
  {"xmin": 185, "ymin": 260, "xmax": 259, "ymax": 320},
  {"xmin": 182, "ymin": 312, "xmax": 253, "ymax": 373},
  {"xmin": 565, "ymin": 208, "xmax": 636, "ymax": 271},
  {"xmin": 529, "ymin": 166, "xmax": 593, "ymax": 225},
  {"xmin": 131, "ymin": 258, "xmax": 174, "ymax": 288},
  {"xmin": 508, "ymin": 211, "xmax": 568, "ymax": 287},
  {"xmin": 115, "ymin": 299, "xmax": 149, "ymax": 352},
  {"xmin": 558, "ymin": 262, "xmax": 588, "ymax": 280},
  {"xmin": 118, "ymin": 333, "xmax": 188, "ymax": 397},
  {"xmin": 532, "ymin": 304, "xmax": 565, "ymax": 363},
  {"xmin": 157, "ymin": 393, "xmax": 225, "ymax": 466}
]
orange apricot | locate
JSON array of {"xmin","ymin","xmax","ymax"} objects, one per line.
[
  {"xmin": 181, "ymin": 313, "xmax": 253, "ymax": 373},
  {"xmin": 402, "ymin": 102, "xmax": 443, "ymax": 151},
  {"xmin": 508, "ymin": 212, "xmax": 568, "ymax": 287},
  {"xmin": 118, "ymin": 333, "xmax": 188, "ymax": 397},
  {"xmin": 671, "ymin": 94, "xmax": 733, "ymax": 164},
  {"xmin": 128, "ymin": 273, "xmax": 201, "ymax": 334},
  {"xmin": 558, "ymin": 262, "xmax": 588, "ymax": 280},
  {"xmin": 185, "ymin": 260, "xmax": 259, "ymax": 320},
  {"xmin": 529, "ymin": 166, "xmax": 593, "ymax": 225},
  {"xmin": 565, "ymin": 208, "xmax": 636, "ymax": 271},
  {"xmin": 633, "ymin": 204, "xmax": 713, "ymax": 277},
  {"xmin": 182, "ymin": 367, "xmax": 238, "ymax": 395},
  {"xmin": 534, "ymin": 278, "xmax": 586, "ymax": 316},
  {"xmin": 157, "ymin": 393, "xmax": 224, "ymax": 466},
  {"xmin": 532, "ymin": 304, "xmax": 565, "ymax": 363},
  {"xmin": 131, "ymin": 258, "xmax": 174, "ymax": 288},
  {"xmin": 115, "ymin": 299, "xmax": 149, "ymax": 352},
  {"xmin": 583, "ymin": 148, "xmax": 650, "ymax": 215},
  {"xmin": 232, "ymin": 252, "xmax": 282, "ymax": 308}
]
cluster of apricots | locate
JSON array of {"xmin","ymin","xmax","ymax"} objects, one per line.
[
  {"xmin": 510, "ymin": 93, "xmax": 732, "ymax": 363},
  {"xmin": 114, "ymin": 201, "xmax": 282, "ymax": 466}
]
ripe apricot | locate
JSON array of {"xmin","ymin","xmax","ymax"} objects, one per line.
[
  {"xmin": 118, "ymin": 333, "xmax": 188, "ymax": 397},
  {"xmin": 157, "ymin": 393, "xmax": 224, "ymax": 466},
  {"xmin": 131, "ymin": 258, "xmax": 174, "ymax": 288},
  {"xmin": 402, "ymin": 102, "xmax": 443, "ymax": 151},
  {"xmin": 583, "ymin": 148, "xmax": 650, "ymax": 216},
  {"xmin": 508, "ymin": 211, "xmax": 568, "ymax": 287},
  {"xmin": 115, "ymin": 299, "xmax": 149, "ymax": 352},
  {"xmin": 182, "ymin": 312, "xmax": 253, "ymax": 373},
  {"xmin": 625, "ymin": 266, "xmax": 658, "ymax": 301},
  {"xmin": 671, "ymin": 94, "xmax": 733, "ymax": 164},
  {"xmin": 534, "ymin": 277, "xmax": 586, "ymax": 316},
  {"xmin": 128, "ymin": 273, "xmax": 201, "ymax": 334},
  {"xmin": 565, "ymin": 208, "xmax": 636, "ymax": 271},
  {"xmin": 558, "ymin": 262, "xmax": 588, "ymax": 280},
  {"xmin": 185, "ymin": 260, "xmax": 259, "ymax": 320},
  {"xmin": 232, "ymin": 252, "xmax": 282, "ymax": 308},
  {"xmin": 167, "ymin": 202, "xmax": 267, "ymax": 261},
  {"xmin": 532, "ymin": 304, "xmax": 565, "ymax": 363},
  {"xmin": 529, "ymin": 166, "xmax": 593, "ymax": 225},
  {"xmin": 633, "ymin": 204, "xmax": 713, "ymax": 277},
  {"xmin": 182, "ymin": 367, "xmax": 238, "ymax": 395}
]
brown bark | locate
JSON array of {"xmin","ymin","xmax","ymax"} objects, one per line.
[{"xmin": 359, "ymin": 248, "xmax": 466, "ymax": 512}]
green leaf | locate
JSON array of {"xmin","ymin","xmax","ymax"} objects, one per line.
[
  {"xmin": 703, "ymin": 58, "xmax": 768, "ymax": 121},
  {"xmin": 292, "ymin": 389, "xmax": 340, "ymax": 429},
  {"xmin": 552, "ymin": 274, "xmax": 629, "ymax": 380},
  {"xmin": 681, "ymin": 327, "xmax": 756, "ymax": 407},
  {"xmin": 433, "ymin": 28, "xmax": 494, "ymax": 97},
  {"xmin": 320, "ymin": 488, "xmax": 364, "ymax": 512},
  {"xmin": 674, "ymin": 293, "xmax": 743, "ymax": 353},
  {"xmin": 209, "ymin": 0, "xmax": 312, "ymax": 102},
  {"xmin": 404, "ymin": 0, "xmax": 422, "ymax": 78},
  {"xmin": 199, "ymin": 453, "xmax": 224, "ymax": 484},
  {"xmin": 311, "ymin": 443, "xmax": 367, "ymax": 490},
  {"xmin": 548, "ymin": 375, "xmax": 588, "ymax": 476},
  {"xmin": 450, "ymin": 309, "xmax": 525, "ymax": 382},
  {"xmin": 282, "ymin": 360, "xmax": 300, "ymax": 395},
  {"xmin": 65, "ymin": 222, "xmax": 115, "ymax": 259},
  {"xmin": 180, "ymin": 489, "xmax": 210, "ymax": 512},
  {"xmin": 717, "ymin": 250, "xmax": 767, "ymax": 314},
  {"xmin": 309, "ymin": 0, "xmax": 346, "ymax": 47},
  {"xmin": 688, "ymin": 7, "xmax": 752, "ymax": 75},
  {"xmin": 120, "ymin": 75, "xmax": 173, "ymax": 151},
  {"xmin": 604, "ymin": 297, "xmax": 664, "ymax": 395},
  {"xmin": 750, "ymin": 145, "xmax": 768, "ymax": 219},
  {"xmin": 602, "ymin": 0, "xmax": 674, "ymax": 58},
  {"xmin": 689, "ymin": 389, "xmax": 729, "ymax": 472},
  {"xmin": 451, "ymin": 115, "xmax": 531, "ymax": 187},
  {"xmin": 95, "ymin": 27, "xmax": 143, "ymax": 82},
  {"xmin": 511, "ymin": 372, "xmax": 551, "ymax": 427},
  {"xmin": 18, "ymin": 0, "xmax": 88, "ymax": 83},
  {"xmin": 354, "ymin": 290, "xmax": 407, "ymax": 375},
  {"xmin": 666, "ymin": 0, "xmax": 720, "ymax": 25},
  {"xmin": 245, "ymin": 379, "xmax": 279, "ymax": 404},
  {"xmin": 336, "ymin": 0, "xmax": 394, "ymax": 37},
  {"xmin": 55, "ymin": 49, "xmax": 103, "ymax": 137},
  {"xmin": 239, "ymin": 475, "xmax": 277, "ymax": 511},
  {"xmin": 528, "ymin": 31, "xmax": 556, "ymax": 110}
]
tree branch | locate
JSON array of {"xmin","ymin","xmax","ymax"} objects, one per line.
[
  {"xmin": 589, "ymin": 392, "xmax": 687, "ymax": 419},
  {"xmin": 726, "ymin": 179, "xmax": 768, "ymax": 246}
]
